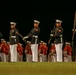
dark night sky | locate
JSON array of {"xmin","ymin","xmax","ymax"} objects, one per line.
[{"xmin": 0, "ymin": 1, "xmax": 76, "ymax": 44}]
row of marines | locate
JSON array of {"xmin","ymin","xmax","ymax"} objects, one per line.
[{"xmin": 0, "ymin": 39, "xmax": 72, "ymax": 62}]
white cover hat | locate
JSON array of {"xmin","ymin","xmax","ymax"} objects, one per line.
[
  {"xmin": 1, "ymin": 39, "xmax": 5, "ymax": 41},
  {"xmin": 7, "ymin": 42, "xmax": 10, "ymax": 43},
  {"xmin": 65, "ymin": 42, "xmax": 70, "ymax": 45},
  {"xmin": 34, "ymin": 20, "xmax": 40, "ymax": 24},
  {"xmin": 56, "ymin": 19, "xmax": 62, "ymax": 23},
  {"xmin": 51, "ymin": 43, "xmax": 54, "ymax": 45},
  {"xmin": 10, "ymin": 22, "xmax": 16, "ymax": 25}
]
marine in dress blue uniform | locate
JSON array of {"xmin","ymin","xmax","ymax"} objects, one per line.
[
  {"xmin": 50, "ymin": 19, "xmax": 63, "ymax": 62},
  {"xmin": 23, "ymin": 20, "xmax": 40, "ymax": 62},
  {"xmin": 9, "ymin": 22, "xmax": 19, "ymax": 62}
]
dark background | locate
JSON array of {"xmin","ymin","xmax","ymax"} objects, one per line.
[{"xmin": 0, "ymin": 1, "xmax": 76, "ymax": 44}]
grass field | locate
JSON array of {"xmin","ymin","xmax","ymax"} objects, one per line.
[{"xmin": 0, "ymin": 62, "xmax": 76, "ymax": 75}]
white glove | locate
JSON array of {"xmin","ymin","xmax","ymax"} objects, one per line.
[
  {"xmin": 39, "ymin": 54, "xmax": 42, "ymax": 57},
  {"xmin": 72, "ymin": 29, "xmax": 76, "ymax": 31},
  {"xmin": 23, "ymin": 36, "xmax": 28, "ymax": 40},
  {"xmin": 50, "ymin": 34, "xmax": 53, "ymax": 36},
  {"xmin": 60, "ymin": 35, "xmax": 62, "ymax": 37},
  {"xmin": 25, "ymin": 50, "xmax": 27, "ymax": 54},
  {"xmin": 11, "ymin": 36, "xmax": 16, "ymax": 38}
]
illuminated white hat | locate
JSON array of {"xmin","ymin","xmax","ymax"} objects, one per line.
[
  {"xmin": 56, "ymin": 19, "xmax": 62, "ymax": 23},
  {"xmin": 10, "ymin": 22, "xmax": 16, "ymax": 25},
  {"xmin": 1, "ymin": 39, "xmax": 5, "ymax": 41},
  {"xmin": 7, "ymin": 42, "xmax": 10, "ymax": 43},
  {"xmin": 51, "ymin": 43, "xmax": 54, "ymax": 45},
  {"xmin": 27, "ymin": 41, "xmax": 31, "ymax": 43},
  {"xmin": 65, "ymin": 42, "xmax": 70, "ymax": 45},
  {"xmin": 43, "ymin": 43, "xmax": 47, "ymax": 45},
  {"xmin": 18, "ymin": 43, "xmax": 23, "ymax": 45},
  {"xmin": 34, "ymin": 20, "xmax": 40, "ymax": 24},
  {"xmin": 40, "ymin": 40, "xmax": 44, "ymax": 43},
  {"xmin": 4, "ymin": 41, "xmax": 6, "ymax": 43}
]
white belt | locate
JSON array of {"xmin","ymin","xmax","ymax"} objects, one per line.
[
  {"xmin": 32, "ymin": 35, "xmax": 38, "ymax": 38},
  {"xmin": 11, "ymin": 36, "xmax": 16, "ymax": 38}
]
